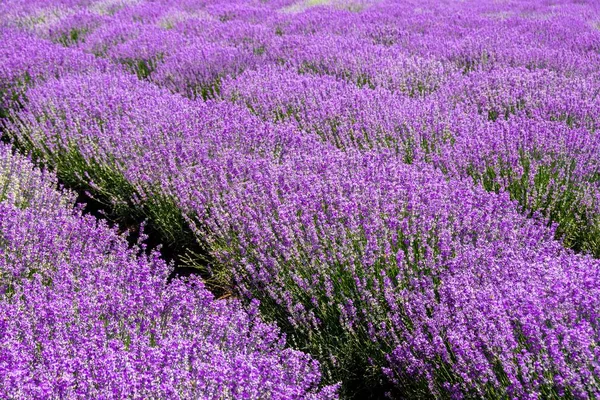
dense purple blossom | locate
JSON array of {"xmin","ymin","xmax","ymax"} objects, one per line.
[
  {"xmin": 0, "ymin": 143, "xmax": 337, "ymax": 399},
  {"xmin": 11, "ymin": 68, "xmax": 600, "ymax": 396},
  {"xmin": 180, "ymin": 147, "xmax": 600, "ymax": 398},
  {"xmin": 2, "ymin": 0, "xmax": 600, "ymax": 398},
  {"xmin": 0, "ymin": 28, "xmax": 108, "ymax": 112}
]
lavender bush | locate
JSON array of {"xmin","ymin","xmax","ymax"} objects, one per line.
[
  {"xmin": 179, "ymin": 148, "xmax": 600, "ymax": 398},
  {"xmin": 0, "ymin": 142, "xmax": 337, "ymax": 399},
  {"xmin": 221, "ymin": 65, "xmax": 600, "ymax": 257},
  {"xmin": 0, "ymin": 28, "xmax": 108, "ymax": 116},
  {"xmin": 2, "ymin": 0, "xmax": 600, "ymax": 398}
]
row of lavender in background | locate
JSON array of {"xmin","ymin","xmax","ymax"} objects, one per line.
[{"xmin": 1, "ymin": 0, "xmax": 600, "ymax": 398}]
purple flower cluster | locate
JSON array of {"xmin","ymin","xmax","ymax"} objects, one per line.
[
  {"xmin": 2, "ymin": 0, "xmax": 600, "ymax": 398},
  {"xmin": 0, "ymin": 143, "xmax": 337, "ymax": 399},
  {"xmin": 221, "ymin": 64, "xmax": 600, "ymax": 254},
  {"xmin": 0, "ymin": 28, "xmax": 108, "ymax": 114}
]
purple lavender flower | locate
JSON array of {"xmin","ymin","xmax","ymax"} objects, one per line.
[
  {"xmin": 0, "ymin": 142, "xmax": 338, "ymax": 399},
  {"xmin": 2, "ymin": 0, "xmax": 600, "ymax": 398}
]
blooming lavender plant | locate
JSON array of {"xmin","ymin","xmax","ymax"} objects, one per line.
[
  {"xmin": 5, "ymin": 70, "xmax": 308, "ymax": 270},
  {"xmin": 46, "ymin": 10, "xmax": 107, "ymax": 46},
  {"xmin": 0, "ymin": 28, "xmax": 107, "ymax": 116},
  {"xmin": 2, "ymin": 0, "xmax": 600, "ymax": 398},
  {"xmin": 0, "ymin": 142, "xmax": 337, "ymax": 399},
  {"xmin": 222, "ymin": 65, "xmax": 600, "ymax": 257},
  {"xmin": 81, "ymin": 20, "xmax": 187, "ymax": 78}
]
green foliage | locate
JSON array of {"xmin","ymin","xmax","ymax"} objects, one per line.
[
  {"xmin": 54, "ymin": 28, "xmax": 89, "ymax": 47},
  {"xmin": 468, "ymin": 150, "xmax": 600, "ymax": 257}
]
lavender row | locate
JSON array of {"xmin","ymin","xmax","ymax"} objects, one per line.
[
  {"xmin": 30, "ymin": 0, "xmax": 598, "ymax": 256},
  {"xmin": 222, "ymin": 65, "xmax": 600, "ymax": 256},
  {"xmin": 7, "ymin": 69, "xmax": 600, "ymax": 398},
  {"xmin": 10, "ymin": 0, "xmax": 600, "ymax": 99},
  {"xmin": 5, "ymin": 70, "xmax": 306, "ymax": 251},
  {"xmin": 187, "ymin": 146, "xmax": 600, "ymax": 399},
  {"xmin": 2, "ymin": 0, "xmax": 600, "ymax": 398},
  {"xmin": 0, "ymin": 142, "xmax": 336, "ymax": 399},
  {"xmin": 0, "ymin": 28, "xmax": 108, "ymax": 116}
]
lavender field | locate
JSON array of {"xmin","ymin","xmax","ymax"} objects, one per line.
[{"xmin": 1, "ymin": 0, "xmax": 600, "ymax": 398}]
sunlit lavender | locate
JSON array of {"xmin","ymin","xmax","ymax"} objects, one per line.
[{"xmin": 1, "ymin": 0, "xmax": 600, "ymax": 398}]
